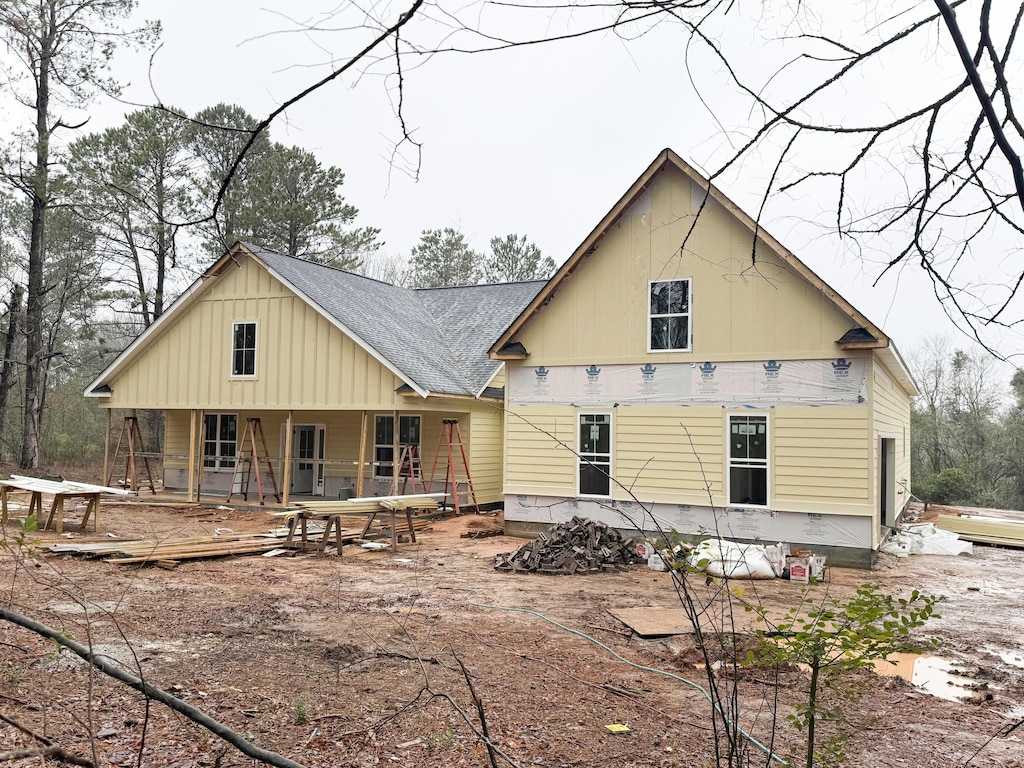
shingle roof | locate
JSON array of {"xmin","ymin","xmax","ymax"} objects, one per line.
[{"xmin": 246, "ymin": 245, "xmax": 544, "ymax": 397}]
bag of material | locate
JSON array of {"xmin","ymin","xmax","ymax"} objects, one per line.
[{"xmin": 688, "ymin": 538, "xmax": 777, "ymax": 579}]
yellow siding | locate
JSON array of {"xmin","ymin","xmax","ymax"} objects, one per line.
[
  {"xmin": 504, "ymin": 404, "xmax": 872, "ymax": 514},
  {"xmin": 513, "ymin": 165, "xmax": 854, "ymax": 364},
  {"xmin": 104, "ymin": 254, "xmax": 404, "ymax": 410},
  {"xmin": 871, "ymin": 354, "xmax": 913, "ymax": 541},
  {"xmin": 615, "ymin": 409, "xmax": 722, "ymax": 505},
  {"xmin": 468, "ymin": 400, "xmax": 504, "ymax": 504},
  {"xmin": 505, "ymin": 407, "xmax": 577, "ymax": 496},
  {"xmin": 163, "ymin": 404, "xmax": 504, "ymax": 502},
  {"xmin": 773, "ymin": 408, "xmax": 871, "ymax": 510}
]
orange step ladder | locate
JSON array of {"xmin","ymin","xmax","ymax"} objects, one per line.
[{"xmin": 427, "ymin": 419, "xmax": 478, "ymax": 515}]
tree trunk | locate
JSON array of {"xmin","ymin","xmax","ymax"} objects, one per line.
[
  {"xmin": 0, "ymin": 284, "xmax": 24, "ymax": 461},
  {"xmin": 21, "ymin": 3, "xmax": 54, "ymax": 470}
]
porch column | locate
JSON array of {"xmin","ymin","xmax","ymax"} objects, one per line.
[
  {"xmin": 356, "ymin": 410, "xmax": 368, "ymax": 498},
  {"xmin": 187, "ymin": 410, "xmax": 196, "ymax": 502},
  {"xmin": 102, "ymin": 408, "xmax": 112, "ymax": 486},
  {"xmin": 282, "ymin": 411, "xmax": 294, "ymax": 507},
  {"xmin": 195, "ymin": 409, "xmax": 204, "ymax": 503},
  {"xmin": 391, "ymin": 408, "xmax": 399, "ymax": 495}
]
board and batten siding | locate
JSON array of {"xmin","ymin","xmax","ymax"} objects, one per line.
[
  {"xmin": 103, "ymin": 255, "xmax": 404, "ymax": 411},
  {"xmin": 512, "ymin": 164, "xmax": 857, "ymax": 365}
]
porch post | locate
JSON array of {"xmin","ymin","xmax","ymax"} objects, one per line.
[
  {"xmin": 391, "ymin": 408, "xmax": 399, "ymax": 495},
  {"xmin": 102, "ymin": 408, "xmax": 112, "ymax": 486},
  {"xmin": 356, "ymin": 410, "xmax": 367, "ymax": 498},
  {"xmin": 195, "ymin": 409, "xmax": 204, "ymax": 503},
  {"xmin": 187, "ymin": 410, "xmax": 196, "ymax": 502},
  {"xmin": 283, "ymin": 411, "xmax": 294, "ymax": 506}
]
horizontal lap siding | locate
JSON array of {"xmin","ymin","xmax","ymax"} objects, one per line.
[
  {"xmin": 615, "ymin": 409, "xmax": 723, "ymax": 504},
  {"xmin": 505, "ymin": 407, "xmax": 577, "ymax": 495},
  {"xmin": 772, "ymin": 408, "xmax": 870, "ymax": 504},
  {"xmin": 469, "ymin": 403, "xmax": 504, "ymax": 504},
  {"xmin": 872, "ymin": 359, "xmax": 913, "ymax": 511}
]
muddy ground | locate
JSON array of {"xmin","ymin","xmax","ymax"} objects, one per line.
[{"xmin": 1, "ymin": 499, "xmax": 1023, "ymax": 768}]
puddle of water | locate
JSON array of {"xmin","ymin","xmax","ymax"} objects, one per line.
[
  {"xmin": 985, "ymin": 646, "xmax": 1024, "ymax": 669},
  {"xmin": 871, "ymin": 654, "xmax": 978, "ymax": 701}
]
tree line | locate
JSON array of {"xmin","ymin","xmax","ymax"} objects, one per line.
[{"xmin": 910, "ymin": 337, "xmax": 1023, "ymax": 510}]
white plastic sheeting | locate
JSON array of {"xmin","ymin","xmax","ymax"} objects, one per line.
[
  {"xmin": 879, "ymin": 524, "xmax": 973, "ymax": 557},
  {"xmin": 508, "ymin": 359, "xmax": 868, "ymax": 408}
]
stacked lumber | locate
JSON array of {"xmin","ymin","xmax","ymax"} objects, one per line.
[
  {"xmin": 45, "ymin": 533, "xmax": 284, "ymax": 565},
  {"xmin": 493, "ymin": 516, "xmax": 639, "ymax": 574}
]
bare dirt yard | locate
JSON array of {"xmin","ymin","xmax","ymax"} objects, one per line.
[{"xmin": 2, "ymin": 499, "xmax": 1024, "ymax": 768}]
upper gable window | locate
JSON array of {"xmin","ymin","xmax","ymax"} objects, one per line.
[
  {"xmin": 232, "ymin": 322, "xmax": 257, "ymax": 377},
  {"xmin": 649, "ymin": 279, "xmax": 691, "ymax": 352}
]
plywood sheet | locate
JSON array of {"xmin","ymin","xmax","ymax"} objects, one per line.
[{"xmin": 608, "ymin": 607, "xmax": 697, "ymax": 637}]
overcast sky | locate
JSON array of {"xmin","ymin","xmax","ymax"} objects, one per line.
[{"xmin": 76, "ymin": 0, "xmax": 1022, "ymax": 371}]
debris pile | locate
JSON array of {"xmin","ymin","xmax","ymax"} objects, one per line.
[{"xmin": 493, "ymin": 516, "xmax": 639, "ymax": 574}]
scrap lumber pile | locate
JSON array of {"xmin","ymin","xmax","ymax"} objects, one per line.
[
  {"xmin": 493, "ymin": 516, "xmax": 639, "ymax": 574},
  {"xmin": 45, "ymin": 533, "xmax": 283, "ymax": 566}
]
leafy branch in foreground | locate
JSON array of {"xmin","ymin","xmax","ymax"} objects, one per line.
[{"xmin": 751, "ymin": 585, "xmax": 944, "ymax": 768}]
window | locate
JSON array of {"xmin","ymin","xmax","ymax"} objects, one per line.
[
  {"xmin": 203, "ymin": 414, "xmax": 238, "ymax": 469},
  {"xmin": 374, "ymin": 415, "xmax": 421, "ymax": 478},
  {"xmin": 232, "ymin": 322, "xmax": 257, "ymax": 376},
  {"xmin": 728, "ymin": 414, "xmax": 768, "ymax": 506},
  {"xmin": 649, "ymin": 279, "xmax": 690, "ymax": 351},
  {"xmin": 579, "ymin": 413, "xmax": 612, "ymax": 496}
]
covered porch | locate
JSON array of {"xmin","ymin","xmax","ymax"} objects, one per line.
[{"xmin": 146, "ymin": 404, "xmax": 500, "ymax": 506}]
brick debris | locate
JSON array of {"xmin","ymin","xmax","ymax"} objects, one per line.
[{"xmin": 493, "ymin": 516, "xmax": 641, "ymax": 574}]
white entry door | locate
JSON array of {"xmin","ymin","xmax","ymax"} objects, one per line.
[{"xmin": 289, "ymin": 425, "xmax": 326, "ymax": 495}]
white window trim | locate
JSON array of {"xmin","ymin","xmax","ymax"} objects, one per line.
[
  {"xmin": 577, "ymin": 411, "xmax": 613, "ymax": 499},
  {"xmin": 373, "ymin": 414, "xmax": 422, "ymax": 479},
  {"xmin": 647, "ymin": 278, "xmax": 692, "ymax": 353},
  {"xmin": 203, "ymin": 413, "xmax": 238, "ymax": 471},
  {"xmin": 230, "ymin": 321, "xmax": 258, "ymax": 379},
  {"xmin": 725, "ymin": 412, "xmax": 770, "ymax": 508}
]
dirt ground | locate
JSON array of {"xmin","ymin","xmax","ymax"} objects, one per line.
[{"xmin": 2, "ymin": 499, "xmax": 1024, "ymax": 768}]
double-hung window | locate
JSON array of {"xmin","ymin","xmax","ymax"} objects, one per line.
[
  {"xmin": 232, "ymin": 322, "xmax": 257, "ymax": 377},
  {"xmin": 374, "ymin": 415, "xmax": 421, "ymax": 478},
  {"xmin": 649, "ymin": 279, "xmax": 691, "ymax": 351},
  {"xmin": 728, "ymin": 414, "xmax": 768, "ymax": 506},
  {"xmin": 203, "ymin": 413, "xmax": 238, "ymax": 469},
  {"xmin": 578, "ymin": 413, "xmax": 612, "ymax": 497}
]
